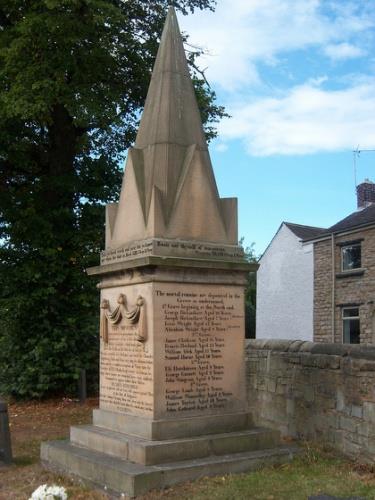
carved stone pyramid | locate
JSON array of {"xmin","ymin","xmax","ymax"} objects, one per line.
[{"xmin": 107, "ymin": 7, "xmax": 237, "ymax": 249}]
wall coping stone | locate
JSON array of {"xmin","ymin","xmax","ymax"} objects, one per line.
[{"xmin": 247, "ymin": 339, "xmax": 375, "ymax": 360}]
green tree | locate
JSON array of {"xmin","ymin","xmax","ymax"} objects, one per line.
[
  {"xmin": 240, "ymin": 239, "xmax": 259, "ymax": 339},
  {"xmin": 0, "ymin": 0, "xmax": 226, "ymax": 398}
]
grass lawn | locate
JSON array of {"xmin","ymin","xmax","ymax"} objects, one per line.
[{"xmin": 0, "ymin": 397, "xmax": 375, "ymax": 499}]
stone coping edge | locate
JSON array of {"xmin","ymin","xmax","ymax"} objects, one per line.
[
  {"xmin": 87, "ymin": 256, "xmax": 257, "ymax": 276},
  {"xmin": 246, "ymin": 339, "xmax": 375, "ymax": 360}
]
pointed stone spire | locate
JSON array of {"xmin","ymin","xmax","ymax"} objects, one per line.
[
  {"xmin": 108, "ymin": 7, "xmax": 238, "ymax": 249},
  {"xmin": 135, "ymin": 7, "xmax": 207, "ymax": 150}
]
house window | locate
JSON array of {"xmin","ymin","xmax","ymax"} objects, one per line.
[
  {"xmin": 341, "ymin": 243, "xmax": 361, "ymax": 271},
  {"xmin": 342, "ymin": 307, "xmax": 360, "ymax": 344}
]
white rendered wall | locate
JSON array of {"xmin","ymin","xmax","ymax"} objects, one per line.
[{"xmin": 256, "ymin": 224, "xmax": 314, "ymax": 341}]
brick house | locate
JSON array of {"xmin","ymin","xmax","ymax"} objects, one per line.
[
  {"xmin": 257, "ymin": 179, "xmax": 375, "ymax": 344},
  {"xmin": 306, "ymin": 180, "xmax": 375, "ymax": 345}
]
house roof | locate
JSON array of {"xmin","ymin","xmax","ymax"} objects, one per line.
[
  {"xmin": 284, "ymin": 222, "xmax": 326, "ymax": 240},
  {"xmin": 303, "ymin": 204, "xmax": 375, "ymax": 241},
  {"xmin": 328, "ymin": 204, "xmax": 375, "ymax": 233},
  {"xmin": 259, "ymin": 221, "xmax": 326, "ymax": 261}
]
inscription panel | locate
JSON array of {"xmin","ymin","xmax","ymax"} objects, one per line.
[
  {"xmin": 100, "ymin": 324, "xmax": 153, "ymax": 415},
  {"xmin": 154, "ymin": 283, "xmax": 246, "ymax": 418},
  {"xmin": 101, "ymin": 238, "xmax": 244, "ymax": 265},
  {"xmin": 101, "ymin": 240, "xmax": 154, "ymax": 264}
]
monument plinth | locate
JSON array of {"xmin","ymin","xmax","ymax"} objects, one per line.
[{"xmin": 41, "ymin": 8, "xmax": 295, "ymax": 496}]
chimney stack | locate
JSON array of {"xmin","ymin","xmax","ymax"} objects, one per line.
[{"xmin": 356, "ymin": 179, "xmax": 375, "ymax": 209}]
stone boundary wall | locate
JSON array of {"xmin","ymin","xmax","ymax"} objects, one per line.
[{"xmin": 246, "ymin": 339, "xmax": 375, "ymax": 462}]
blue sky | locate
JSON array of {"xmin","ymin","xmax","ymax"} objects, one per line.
[{"xmin": 178, "ymin": 0, "xmax": 375, "ymax": 255}]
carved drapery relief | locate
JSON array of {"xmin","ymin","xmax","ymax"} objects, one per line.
[{"xmin": 100, "ymin": 294, "xmax": 146, "ymax": 344}]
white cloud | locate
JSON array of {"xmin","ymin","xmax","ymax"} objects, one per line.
[
  {"xmin": 179, "ymin": 0, "xmax": 374, "ymax": 90},
  {"xmin": 219, "ymin": 78, "xmax": 375, "ymax": 156},
  {"xmin": 178, "ymin": 1, "xmax": 375, "ymax": 156},
  {"xmin": 214, "ymin": 142, "xmax": 229, "ymax": 153},
  {"xmin": 324, "ymin": 43, "xmax": 366, "ymax": 60}
]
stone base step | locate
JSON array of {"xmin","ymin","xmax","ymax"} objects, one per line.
[
  {"xmin": 41, "ymin": 439, "xmax": 297, "ymax": 497},
  {"xmin": 92, "ymin": 409, "xmax": 253, "ymax": 440},
  {"xmin": 70, "ymin": 425, "xmax": 280, "ymax": 465}
]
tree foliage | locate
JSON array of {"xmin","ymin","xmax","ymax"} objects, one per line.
[
  {"xmin": 240, "ymin": 239, "xmax": 259, "ymax": 339},
  {"xmin": 0, "ymin": 0, "xmax": 226, "ymax": 398}
]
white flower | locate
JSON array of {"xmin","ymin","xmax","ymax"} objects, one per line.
[{"xmin": 29, "ymin": 484, "xmax": 67, "ymax": 500}]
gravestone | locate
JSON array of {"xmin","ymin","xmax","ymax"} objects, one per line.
[
  {"xmin": 0, "ymin": 401, "xmax": 12, "ymax": 465},
  {"xmin": 41, "ymin": 7, "xmax": 297, "ymax": 496}
]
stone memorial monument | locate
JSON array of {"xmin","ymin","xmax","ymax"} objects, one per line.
[{"xmin": 42, "ymin": 7, "xmax": 295, "ymax": 496}]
